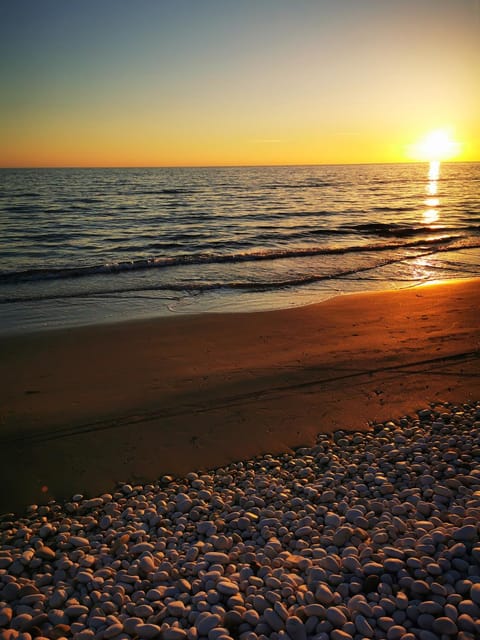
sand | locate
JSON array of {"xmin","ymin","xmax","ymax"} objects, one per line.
[{"xmin": 0, "ymin": 278, "xmax": 479, "ymax": 514}]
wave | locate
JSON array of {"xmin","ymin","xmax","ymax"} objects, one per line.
[
  {"xmin": 26, "ymin": 232, "xmax": 72, "ymax": 242},
  {"xmin": 0, "ymin": 234, "xmax": 469, "ymax": 286},
  {"xmin": 5, "ymin": 203, "xmax": 43, "ymax": 213},
  {"xmin": 0, "ymin": 192, "xmax": 41, "ymax": 199},
  {"xmin": 133, "ymin": 188, "xmax": 198, "ymax": 196},
  {"xmin": 266, "ymin": 182, "xmax": 334, "ymax": 189},
  {"xmin": 77, "ymin": 197, "xmax": 102, "ymax": 204},
  {"xmin": 309, "ymin": 228, "xmax": 348, "ymax": 236},
  {"xmin": 342, "ymin": 222, "xmax": 450, "ymax": 237},
  {"xmin": 370, "ymin": 205, "xmax": 417, "ymax": 213},
  {"xmin": 2, "ymin": 245, "xmax": 477, "ymax": 305}
]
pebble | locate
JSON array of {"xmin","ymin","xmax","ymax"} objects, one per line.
[
  {"xmin": 333, "ymin": 527, "xmax": 351, "ymax": 547},
  {"xmin": 167, "ymin": 601, "xmax": 185, "ymax": 617},
  {"xmin": 285, "ymin": 616, "xmax": 307, "ymax": 640},
  {"xmin": 49, "ymin": 590, "xmax": 67, "ymax": 609},
  {"xmin": 252, "ymin": 595, "xmax": 268, "ymax": 614},
  {"xmin": 47, "ymin": 609, "xmax": 68, "ymax": 625},
  {"xmin": 325, "ymin": 606, "xmax": 347, "ymax": 627},
  {"xmin": 135, "ymin": 604, "xmax": 154, "ymax": 618},
  {"xmin": 0, "ymin": 608, "xmax": 13, "ymax": 627},
  {"xmin": 2, "ymin": 583, "xmax": 20, "ymax": 602},
  {"xmin": 0, "ymin": 401, "xmax": 479, "ymax": 640},
  {"xmin": 303, "ymin": 603, "xmax": 326, "ymax": 618},
  {"xmin": 457, "ymin": 613, "xmax": 476, "ymax": 632},
  {"xmin": 384, "ymin": 558, "xmax": 404, "ymax": 572},
  {"xmin": 35, "ymin": 546, "xmax": 55, "ymax": 561},
  {"xmin": 354, "ymin": 614, "xmax": 374, "ymax": 637},
  {"xmin": 387, "ymin": 625, "xmax": 407, "ymax": 640},
  {"xmin": 104, "ymin": 622, "xmax": 124, "ymax": 638},
  {"xmin": 68, "ymin": 535, "xmax": 90, "ymax": 547},
  {"xmin": 432, "ymin": 617, "xmax": 458, "ymax": 635},
  {"xmin": 204, "ymin": 552, "xmax": 230, "ymax": 565},
  {"xmin": 325, "ymin": 512, "xmax": 341, "ymax": 527},
  {"xmin": 10, "ymin": 613, "xmax": 32, "ymax": 631},
  {"xmin": 315, "ymin": 584, "xmax": 334, "ymax": 605},
  {"xmin": 459, "ymin": 600, "xmax": 480, "ymax": 616},
  {"xmin": 453, "ymin": 525, "xmax": 478, "ymax": 542},
  {"xmin": 411, "ymin": 580, "xmax": 430, "ymax": 596},
  {"xmin": 330, "ymin": 630, "xmax": 353, "ymax": 640},
  {"xmin": 264, "ymin": 608, "xmax": 284, "ymax": 631},
  {"xmin": 99, "ymin": 515, "xmax": 112, "ymax": 530},
  {"xmin": 470, "ymin": 583, "xmax": 480, "ymax": 605},
  {"xmin": 64, "ymin": 605, "xmax": 89, "ymax": 618},
  {"xmin": 364, "ymin": 562, "xmax": 383, "ymax": 575},
  {"xmin": 217, "ymin": 580, "xmax": 239, "ymax": 596},
  {"xmin": 124, "ymin": 617, "xmax": 143, "ymax": 634},
  {"xmin": 136, "ymin": 623, "xmax": 162, "ymax": 639},
  {"xmin": 418, "ymin": 601, "xmax": 442, "ymax": 616},
  {"xmin": 195, "ymin": 613, "xmax": 221, "ymax": 635},
  {"xmin": 347, "ymin": 595, "xmax": 372, "ymax": 617},
  {"xmin": 163, "ymin": 629, "xmax": 187, "ymax": 640},
  {"xmin": 197, "ymin": 521, "xmax": 217, "ymax": 536}
]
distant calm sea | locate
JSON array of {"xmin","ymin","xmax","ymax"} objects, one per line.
[{"xmin": 1, "ymin": 163, "xmax": 479, "ymax": 334}]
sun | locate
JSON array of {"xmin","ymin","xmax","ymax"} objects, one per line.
[{"xmin": 410, "ymin": 129, "xmax": 461, "ymax": 162}]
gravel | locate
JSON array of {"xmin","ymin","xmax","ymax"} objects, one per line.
[{"xmin": 1, "ymin": 400, "xmax": 480, "ymax": 639}]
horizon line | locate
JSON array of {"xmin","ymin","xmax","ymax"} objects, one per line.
[{"xmin": 0, "ymin": 159, "xmax": 477, "ymax": 171}]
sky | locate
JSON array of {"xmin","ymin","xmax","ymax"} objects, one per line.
[{"xmin": 0, "ymin": 0, "xmax": 479, "ymax": 167}]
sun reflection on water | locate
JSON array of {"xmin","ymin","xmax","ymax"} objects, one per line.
[
  {"xmin": 428, "ymin": 160, "xmax": 440, "ymax": 181},
  {"xmin": 424, "ymin": 161, "xmax": 440, "ymax": 224}
]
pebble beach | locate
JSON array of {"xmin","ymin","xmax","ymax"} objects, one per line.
[
  {"xmin": 1, "ymin": 401, "xmax": 480, "ymax": 640},
  {"xmin": 2, "ymin": 4, "xmax": 480, "ymax": 640}
]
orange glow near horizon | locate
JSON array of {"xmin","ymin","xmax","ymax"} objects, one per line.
[
  {"xmin": 0, "ymin": 3, "xmax": 479, "ymax": 168},
  {"xmin": 1, "ymin": 126, "xmax": 476, "ymax": 169}
]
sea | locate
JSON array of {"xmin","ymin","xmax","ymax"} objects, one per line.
[{"xmin": 1, "ymin": 162, "xmax": 479, "ymax": 335}]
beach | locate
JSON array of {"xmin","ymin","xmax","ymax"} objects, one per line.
[
  {"xmin": 2, "ymin": 2, "xmax": 480, "ymax": 637},
  {"xmin": 1, "ymin": 278, "xmax": 479, "ymax": 514},
  {"xmin": 0, "ymin": 278, "xmax": 480, "ymax": 640},
  {"xmin": 0, "ymin": 278, "xmax": 480, "ymax": 639}
]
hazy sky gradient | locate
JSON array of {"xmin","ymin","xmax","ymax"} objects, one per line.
[{"xmin": 1, "ymin": 0, "xmax": 479, "ymax": 167}]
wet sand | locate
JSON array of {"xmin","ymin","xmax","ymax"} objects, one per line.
[{"xmin": 1, "ymin": 278, "xmax": 479, "ymax": 514}]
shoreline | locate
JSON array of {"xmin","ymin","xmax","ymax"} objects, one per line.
[
  {"xmin": 1, "ymin": 278, "xmax": 479, "ymax": 514},
  {"xmin": 0, "ymin": 276, "xmax": 459, "ymax": 339}
]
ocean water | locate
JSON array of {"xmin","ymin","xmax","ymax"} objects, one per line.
[{"xmin": 1, "ymin": 162, "xmax": 479, "ymax": 334}]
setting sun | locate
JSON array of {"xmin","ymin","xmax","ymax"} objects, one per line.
[
  {"xmin": 410, "ymin": 129, "xmax": 461, "ymax": 162},
  {"xmin": 1, "ymin": 2, "xmax": 479, "ymax": 167}
]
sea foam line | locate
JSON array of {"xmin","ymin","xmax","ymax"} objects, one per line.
[
  {"xmin": 0, "ymin": 235, "xmax": 467, "ymax": 285},
  {"xmin": 0, "ymin": 247, "xmax": 472, "ymax": 305}
]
